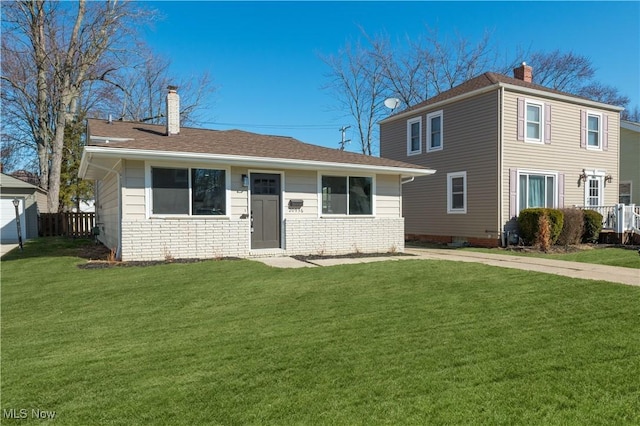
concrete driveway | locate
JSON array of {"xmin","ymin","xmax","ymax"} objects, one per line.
[{"xmin": 1, "ymin": 243, "xmax": 19, "ymax": 258}]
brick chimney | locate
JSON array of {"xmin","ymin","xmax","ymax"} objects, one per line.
[
  {"xmin": 513, "ymin": 62, "xmax": 533, "ymax": 83},
  {"xmin": 166, "ymin": 85, "xmax": 180, "ymax": 136}
]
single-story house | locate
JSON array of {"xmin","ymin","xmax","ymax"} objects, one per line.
[
  {"xmin": 1, "ymin": 172, "xmax": 48, "ymax": 243},
  {"xmin": 79, "ymin": 90, "xmax": 435, "ymax": 261}
]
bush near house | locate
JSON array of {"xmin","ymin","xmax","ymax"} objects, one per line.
[
  {"xmin": 583, "ymin": 210, "xmax": 604, "ymax": 243},
  {"xmin": 517, "ymin": 208, "xmax": 564, "ymax": 245},
  {"xmin": 558, "ymin": 208, "xmax": 585, "ymax": 246}
]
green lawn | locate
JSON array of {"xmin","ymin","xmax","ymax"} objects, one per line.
[{"xmin": 2, "ymin": 239, "xmax": 639, "ymax": 425}]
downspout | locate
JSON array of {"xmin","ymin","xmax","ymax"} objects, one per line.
[
  {"xmin": 498, "ymin": 87, "xmax": 506, "ymax": 247},
  {"xmin": 85, "ymin": 159, "xmax": 123, "ymax": 259},
  {"xmin": 401, "ymin": 176, "xmax": 415, "ymax": 185}
]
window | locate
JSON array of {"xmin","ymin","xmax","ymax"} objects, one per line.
[
  {"xmin": 321, "ymin": 175, "xmax": 372, "ymax": 215},
  {"xmin": 526, "ymin": 103, "xmax": 542, "ymax": 141},
  {"xmin": 152, "ymin": 167, "xmax": 189, "ymax": 214},
  {"xmin": 587, "ymin": 113, "xmax": 601, "ymax": 148},
  {"xmin": 447, "ymin": 172, "xmax": 466, "ymax": 214},
  {"xmin": 407, "ymin": 117, "xmax": 422, "ymax": 155},
  {"xmin": 518, "ymin": 98, "xmax": 550, "ymax": 143},
  {"xmin": 619, "ymin": 182, "xmax": 631, "ymax": 204},
  {"xmin": 191, "ymin": 169, "xmax": 226, "ymax": 215},
  {"xmin": 427, "ymin": 110, "xmax": 443, "ymax": 152},
  {"xmin": 151, "ymin": 167, "xmax": 226, "ymax": 215},
  {"xmin": 518, "ymin": 172, "xmax": 556, "ymax": 213}
]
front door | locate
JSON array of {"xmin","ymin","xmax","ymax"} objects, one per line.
[{"xmin": 251, "ymin": 173, "xmax": 281, "ymax": 249}]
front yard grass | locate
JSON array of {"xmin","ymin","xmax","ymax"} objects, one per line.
[{"xmin": 2, "ymin": 238, "xmax": 639, "ymax": 424}]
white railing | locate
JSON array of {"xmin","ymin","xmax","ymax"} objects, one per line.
[{"xmin": 578, "ymin": 204, "xmax": 638, "ymax": 233}]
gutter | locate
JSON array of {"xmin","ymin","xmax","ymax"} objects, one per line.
[{"xmin": 82, "ymin": 146, "xmax": 436, "ymax": 179}]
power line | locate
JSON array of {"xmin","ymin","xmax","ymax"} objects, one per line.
[{"xmin": 198, "ymin": 121, "xmax": 338, "ymax": 130}]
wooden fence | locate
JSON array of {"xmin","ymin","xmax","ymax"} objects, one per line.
[{"xmin": 39, "ymin": 212, "xmax": 96, "ymax": 238}]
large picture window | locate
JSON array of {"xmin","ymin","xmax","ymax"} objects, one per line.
[
  {"xmin": 518, "ymin": 172, "xmax": 556, "ymax": 212},
  {"xmin": 321, "ymin": 175, "xmax": 372, "ymax": 215},
  {"xmin": 191, "ymin": 169, "xmax": 226, "ymax": 215},
  {"xmin": 151, "ymin": 167, "xmax": 226, "ymax": 215}
]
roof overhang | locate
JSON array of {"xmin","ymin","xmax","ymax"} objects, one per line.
[
  {"xmin": 621, "ymin": 120, "xmax": 640, "ymax": 133},
  {"xmin": 80, "ymin": 146, "xmax": 436, "ymax": 180},
  {"xmin": 380, "ymin": 82, "xmax": 624, "ymax": 124}
]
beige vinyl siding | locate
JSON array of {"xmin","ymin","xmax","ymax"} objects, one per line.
[
  {"xmin": 620, "ymin": 126, "xmax": 640, "ymax": 203},
  {"xmin": 283, "ymin": 169, "xmax": 317, "ymax": 218},
  {"xmin": 375, "ymin": 174, "xmax": 401, "ymax": 217},
  {"xmin": 122, "ymin": 160, "xmax": 145, "ymax": 220},
  {"xmin": 501, "ymin": 90, "xmax": 620, "ymax": 222},
  {"xmin": 381, "ymin": 90, "xmax": 500, "ymax": 239},
  {"xmin": 35, "ymin": 191, "xmax": 48, "ymax": 214},
  {"xmin": 230, "ymin": 167, "xmax": 249, "ymax": 218},
  {"xmin": 95, "ymin": 167, "xmax": 120, "ymax": 251}
]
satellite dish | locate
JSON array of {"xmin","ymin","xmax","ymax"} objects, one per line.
[{"xmin": 384, "ymin": 97, "xmax": 400, "ymax": 111}]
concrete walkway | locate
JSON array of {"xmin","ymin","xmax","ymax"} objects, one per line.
[
  {"xmin": 253, "ymin": 248, "xmax": 639, "ymax": 287},
  {"xmin": 1, "ymin": 243, "xmax": 19, "ymax": 258}
]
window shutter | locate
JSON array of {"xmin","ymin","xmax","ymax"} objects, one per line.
[
  {"xmin": 602, "ymin": 114, "xmax": 609, "ymax": 151},
  {"xmin": 509, "ymin": 168, "xmax": 517, "ymax": 218},
  {"xmin": 544, "ymin": 104, "xmax": 552, "ymax": 144},
  {"xmin": 517, "ymin": 98, "xmax": 525, "ymax": 141},
  {"xmin": 580, "ymin": 110, "xmax": 587, "ymax": 148},
  {"xmin": 558, "ymin": 173, "xmax": 565, "ymax": 208}
]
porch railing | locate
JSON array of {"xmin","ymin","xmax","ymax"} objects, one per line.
[{"xmin": 577, "ymin": 204, "xmax": 638, "ymax": 234}]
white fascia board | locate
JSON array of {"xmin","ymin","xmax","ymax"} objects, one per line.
[
  {"xmin": 82, "ymin": 146, "xmax": 436, "ymax": 178},
  {"xmin": 497, "ymin": 83, "xmax": 625, "ymax": 112},
  {"xmin": 621, "ymin": 120, "xmax": 640, "ymax": 133}
]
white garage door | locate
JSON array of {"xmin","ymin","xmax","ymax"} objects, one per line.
[{"xmin": 1, "ymin": 198, "xmax": 26, "ymax": 243}]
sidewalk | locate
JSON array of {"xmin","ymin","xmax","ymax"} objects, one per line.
[{"xmin": 253, "ymin": 248, "xmax": 639, "ymax": 287}]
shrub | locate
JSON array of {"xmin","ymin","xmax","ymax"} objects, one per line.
[
  {"xmin": 583, "ymin": 210, "xmax": 603, "ymax": 243},
  {"xmin": 536, "ymin": 214, "xmax": 552, "ymax": 252},
  {"xmin": 557, "ymin": 208, "xmax": 585, "ymax": 246},
  {"xmin": 517, "ymin": 208, "xmax": 564, "ymax": 245}
]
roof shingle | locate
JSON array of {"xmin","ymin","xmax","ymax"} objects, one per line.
[{"xmin": 86, "ymin": 118, "xmax": 429, "ymax": 171}]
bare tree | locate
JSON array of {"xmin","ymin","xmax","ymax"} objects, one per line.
[
  {"xmin": 320, "ymin": 40, "xmax": 386, "ymax": 155},
  {"xmin": 321, "ymin": 27, "xmax": 498, "ymax": 155},
  {"xmin": 1, "ymin": 0, "xmax": 149, "ymax": 212},
  {"xmin": 109, "ymin": 45, "xmax": 216, "ymax": 126}
]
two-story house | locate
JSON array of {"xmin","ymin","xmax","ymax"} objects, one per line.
[{"xmin": 380, "ymin": 63, "xmax": 622, "ymax": 247}]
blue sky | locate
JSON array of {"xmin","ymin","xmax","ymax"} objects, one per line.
[{"xmin": 144, "ymin": 1, "xmax": 640, "ymax": 152}]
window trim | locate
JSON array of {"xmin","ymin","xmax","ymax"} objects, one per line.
[
  {"xmin": 524, "ymin": 99, "xmax": 544, "ymax": 144},
  {"xmin": 586, "ymin": 111, "xmax": 603, "ymax": 150},
  {"xmin": 426, "ymin": 110, "xmax": 443, "ymax": 152},
  {"xmin": 447, "ymin": 171, "xmax": 467, "ymax": 214},
  {"xmin": 145, "ymin": 162, "xmax": 231, "ymax": 219},
  {"xmin": 583, "ymin": 169, "xmax": 605, "ymax": 207},
  {"xmin": 516, "ymin": 169, "xmax": 558, "ymax": 214},
  {"xmin": 317, "ymin": 173, "xmax": 376, "ymax": 217},
  {"xmin": 406, "ymin": 116, "xmax": 422, "ymax": 156}
]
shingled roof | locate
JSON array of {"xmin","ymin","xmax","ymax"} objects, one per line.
[
  {"xmin": 85, "ymin": 118, "xmax": 431, "ymax": 173},
  {"xmin": 383, "ymin": 71, "xmax": 622, "ymax": 122}
]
